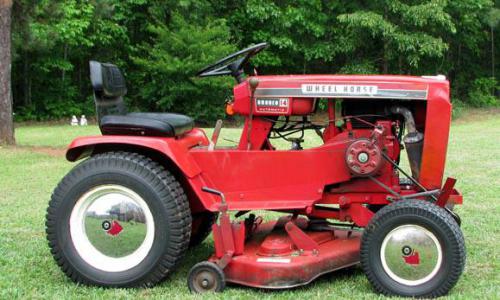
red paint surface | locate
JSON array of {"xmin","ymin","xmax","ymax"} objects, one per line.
[
  {"xmin": 403, "ymin": 251, "xmax": 420, "ymax": 265},
  {"xmin": 107, "ymin": 220, "xmax": 123, "ymax": 236}
]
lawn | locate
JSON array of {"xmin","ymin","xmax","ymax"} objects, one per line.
[{"xmin": 1, "ymin": 112, "xmax": 499, "ymax": 299}]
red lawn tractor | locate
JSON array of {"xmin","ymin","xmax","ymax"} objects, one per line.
[{"xmin": 46, "ymin": 43, "xmax": 465, "ymax": 298}]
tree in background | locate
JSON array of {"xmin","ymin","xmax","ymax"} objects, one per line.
[
  {"xmin": 225, "ymin": 0, "xmax": 363, "ymax": 74},
  {"xmin": 337, "ymin": 0, "xmax": 455, "ymax": 74},
  {"xmin": 0, "ymin": 0, "xmax": 15, "ymax": 145},
  {"xmin": 445, "ymin": 0, "xmax": 498, "ymax": 104},
  {"xmin": 7, "ymin": 0, "xmax": 499, "ymax": 123},
  {"xmin": 224, "ymin": 0, "xmax": 496, "ymax": 79},
  {"xmin": 12, "ymin": 0, "xmax": 103, "ymax": 119},
  {"xmin": 129, "ymin": 1, "xmax": 237, "ymax": 122},
  {"xmin": 132, "ymin": 14, "xmax": 236, "ymax": 121},
  {"xmin": 486, "ymin": 7, "xmax": 500, "ymax": 81}
]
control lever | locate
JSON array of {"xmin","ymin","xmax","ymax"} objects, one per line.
[
  {"xmin": 201, "ymin": 186, "xmax": 226, "ymax": 204},
  {"xmin": 247, "ymin": 78, "xmax": 259, "ymax": 150},
  {"xmin": 208, "ymin": 119, "xmax": 223, "ymax": 151}
]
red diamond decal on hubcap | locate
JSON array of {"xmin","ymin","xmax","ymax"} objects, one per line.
[
  {"xmin": 403, "ymin": 251, "xmax": 420, "ymax": 265},
  {"xmin": 107, "ymin": 220, "xmax": 123, "ymax": 236}
]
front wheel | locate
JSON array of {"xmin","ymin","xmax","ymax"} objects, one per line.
[
  {"xmin": 46, "ymin": 152, "xmax": 192, "ymax": 287},
  {"xmin": 361, "ymin": 199, "xmax": 465, "ymax": 298}
]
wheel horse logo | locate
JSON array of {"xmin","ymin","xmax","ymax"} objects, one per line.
[
  {"xmin": 255, "ymin": 98, "xmax": 289, "ymax": 114},
  {"xmin": 401, "ymin": 245, "xmax": 420, "ymax": 265},
  {"xmin": 301, "ymin": 84, "xmax": 378, "ymax": 96},
  {"xmin": 102, "ymin": 220, "xmax": 123, "ymax": 236}
]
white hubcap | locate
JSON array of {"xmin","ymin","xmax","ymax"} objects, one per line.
[
  {"xmin": 70, "ymin": 185, "xmax": 155, "ymax": 272},
  {"xmin": 380, "ymin": 224, "xmax": 443, "ymax": 286}
]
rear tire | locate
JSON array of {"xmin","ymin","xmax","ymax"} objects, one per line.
[
  {"xmin": 46, "ymin": 151, "xmax": 191, "ymax": 287},
  {"xmin": 361, "ymin": 199, "xmax": 465, "ymax": 298}
]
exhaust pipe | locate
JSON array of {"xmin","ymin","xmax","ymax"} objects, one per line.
[{"xmin": 389, "ymin": 106, "xmax": 424, "ymax": 180}]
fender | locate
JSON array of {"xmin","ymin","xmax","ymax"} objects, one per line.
[{"xmin": 66, "ymin": 128, "xmax": 209, "ymax": 179}]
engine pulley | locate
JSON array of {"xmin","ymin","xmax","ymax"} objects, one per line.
[{"xmin": 345, "ymin": 138, "xmax": 384, "ymax": 176}]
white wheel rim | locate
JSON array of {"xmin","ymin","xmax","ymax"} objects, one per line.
[
  {"xmin": 70, "ymin": 184, "xmax": 155, "ymax": 272},
  {"xmin": 380, "ymin": 224, "xmax": 443, "ymax": 286}
]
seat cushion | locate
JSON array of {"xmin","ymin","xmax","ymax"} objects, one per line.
[{"xmin": 100, "ymin": 113, "xmax": 194, "ymax": 137}]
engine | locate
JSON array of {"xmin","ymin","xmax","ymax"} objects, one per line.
[{"xmin": 260, "ymin": 99, "xmax": 424, "ymax": 183}]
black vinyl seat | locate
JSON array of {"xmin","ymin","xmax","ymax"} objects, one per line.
[
  {"xmin": 90, "ymin": 61, "xmax": 193, "ymax": 137},
  {"xmin": 100, "ymin": 113, "xmax": 193, "ymax": 137}
]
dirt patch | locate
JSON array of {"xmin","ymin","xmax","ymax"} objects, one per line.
[
  {"xmin": 3, "ymin": 146, "xmax": 66, "ymax": 157},
  {"xmin": 30, "ymin": 146, "xmax": 66, "ymax": 157}
]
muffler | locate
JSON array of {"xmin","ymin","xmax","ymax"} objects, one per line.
[{"xmin": 389, "ymin": 106, "xmax": 424, "ymax": 180}]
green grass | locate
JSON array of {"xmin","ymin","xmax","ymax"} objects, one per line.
[
  {"xmin": 15, "ymin": 124, "xmax": 101, "ymax": 148},
  {"xmin": 1, "ymin": 114, "xmax": 499, "ymax": 299}
]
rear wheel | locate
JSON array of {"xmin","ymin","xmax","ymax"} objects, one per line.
[
  {"xmin": 46, "ymin": 151, "xmax": 191, "ymax": 287},
  {"xmin": 361, "ymin": 199, "xmax": 465, "ymax": 298}
]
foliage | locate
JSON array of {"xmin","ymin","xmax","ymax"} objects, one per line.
[
  {"xmin": 451, "ymin": 99, "xmax": 467, "ymax": 119},
  {"xmin": 9, "ymin": 0, "xmax": 500, "ymax": 122},
  {"xmin": 337, "ymin": 0, "xmax": 455, "ymax": 70},
  {"xmin": 468, "ymin": 77, "xmax": 499, "ymax": 107},
  {"xmin": 486, "ymin": 7, "xmax": 500, "ymax": 28},
  {"xmin": 132, "ymin": 13, "xmax": 236, "ymax": 121}
]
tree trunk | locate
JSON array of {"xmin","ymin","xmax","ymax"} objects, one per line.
[
  {"xmin": 23, "ymin": 51, "xmax": 31, "ymax": 106},
  {"xmin": 62, "ymin": 43, "xmax": 68, "ymax": 83},
  {"xmin": 0, "ymin": 0, "xmax": 15, "ymax": 145},
  {"xmin": 382, "ymin": 39, "xmax": 389, "ymax": 74},
  {"xmin": 382, "ymin": 7, "xmax": 389, "ymax": 74},
  {"xmin": 492, "ymin": 27, "xmax": 495, "ymax": 81}
]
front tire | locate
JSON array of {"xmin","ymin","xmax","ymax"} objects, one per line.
[
  {"xmin": 361, "ymin": 199, "xmax": 465, "ymax": 298},
  {"xmin": 46, "ymin": 151, "xmax": 192, "ymax": 287}
]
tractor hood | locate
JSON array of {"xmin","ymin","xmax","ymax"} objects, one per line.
[{"xmin": 234, "ymin": 74, "xmax": 450, "ymax": 102}]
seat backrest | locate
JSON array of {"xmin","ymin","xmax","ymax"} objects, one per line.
[{"xmin": 89, "ymin": 61, "xmax": 128, "ymax": 124}]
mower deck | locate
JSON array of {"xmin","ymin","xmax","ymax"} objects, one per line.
[{"xmin": 210, "ymin": 219, "xmax": 361, "ymax": 289}]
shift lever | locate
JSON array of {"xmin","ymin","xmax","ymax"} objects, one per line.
[
  {"xmin": 209, "ymin": 119, "xmax": 223, "ymax": 151},
  {"xmin": 247, "ymin": 78, "xmax": 259, "ymax": 150}
]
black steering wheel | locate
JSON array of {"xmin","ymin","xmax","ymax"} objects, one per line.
[{"xmin": 197, "ymin": 42, "xmax": 268, "ymax": 83}]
